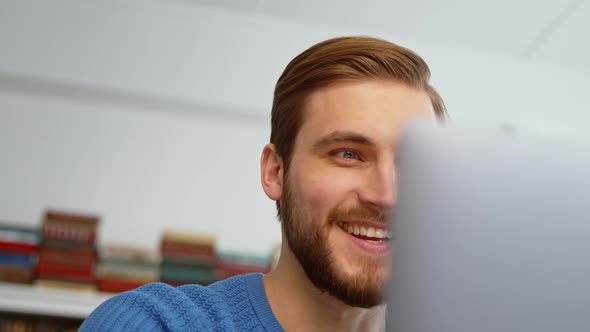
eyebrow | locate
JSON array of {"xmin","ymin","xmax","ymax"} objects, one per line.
[{"xmin": 312, "ymin": 131, "xmax": 376, "ymax": 151}]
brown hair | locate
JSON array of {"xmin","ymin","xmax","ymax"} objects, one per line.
[{"xmin": 270, "ymin": 36, "xmax": 446, "ymax": 217}]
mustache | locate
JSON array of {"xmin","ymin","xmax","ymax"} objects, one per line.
[{"xmin": 328, "ymin": 205, "xmax": 389, "ymax": 224}]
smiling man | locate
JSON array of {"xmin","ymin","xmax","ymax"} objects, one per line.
[
  {"xmin": 80, "ymin": 36, "xmax": 446, "ymax": 332},
  {"xmin": 261, "ymin": 38, "xmax": 445, "ymax": 331}
]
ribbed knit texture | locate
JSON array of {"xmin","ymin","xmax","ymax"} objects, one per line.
[{"xmin": 80, "ymin": 273, "xmax": 284, "ymax": 332}]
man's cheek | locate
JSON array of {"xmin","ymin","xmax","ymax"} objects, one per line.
[{"xmin": 303, "ymin": 179, "xmax": 350, "ymax": 214}]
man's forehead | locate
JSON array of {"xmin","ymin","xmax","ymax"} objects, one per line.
[
  {"xmin": 305, "ymin": 105, "xmax": 433, "ymax": 130},
  {"xmin": 304, "ymin": 81, "xmax": 433, "ymax": 120}
]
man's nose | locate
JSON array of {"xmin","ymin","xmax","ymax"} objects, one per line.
[{"xmin": 358, "ymin": 161, "xmax": 397, "ymax": 209}]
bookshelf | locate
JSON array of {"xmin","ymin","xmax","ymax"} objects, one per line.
[
  {"xmin": 0, "ymin": 211, "xmax": 274, "ymax": 330},
  {"xmin": 0, "ymin": 282, "xmax": 112, "ymax": 319}
]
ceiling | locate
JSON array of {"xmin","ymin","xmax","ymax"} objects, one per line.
[{"xmin": 190, "ymin": 0, "xmax": 589, "ymax": 74}]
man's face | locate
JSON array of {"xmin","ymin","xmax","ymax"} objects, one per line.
[{"xmin": 281, "ymin": 80, "xmax": 434, "ymax": 308}]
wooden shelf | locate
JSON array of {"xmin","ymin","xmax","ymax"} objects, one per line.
[{"xmin": 0, "ymin": 282, "xmax": 112, "ymax": 319}]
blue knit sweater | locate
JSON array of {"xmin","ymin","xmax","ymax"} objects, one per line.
[{"xmin": 80, "ymin": 273, "xmax": 284, "ymax": 331}]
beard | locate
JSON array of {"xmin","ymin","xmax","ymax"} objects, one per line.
[{"xmin": 281, "ymin": 175, "xmax": 389, "ymax": 308}]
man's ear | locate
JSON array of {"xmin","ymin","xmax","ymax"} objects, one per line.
[{"xmin": 260, "ymin": 143, "xmax": 284, "ymax": 201}]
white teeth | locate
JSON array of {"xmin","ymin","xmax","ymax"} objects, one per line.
[
  {"xmin": 359, "ymin": 226, "xmax": 367, "ymax": 236},
  {"xmin": 338, "ymin": 222, "xmax": 391, "ymax": 240},
  {"xmin": 374, "ymin": 228, "xmax": 384, "ymax": 238}
]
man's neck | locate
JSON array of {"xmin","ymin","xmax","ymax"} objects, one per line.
[{"xmin": 262, "ymin": 246, "xmax": 386, "ymax": 332}]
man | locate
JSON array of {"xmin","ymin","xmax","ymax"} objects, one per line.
[{"xmin": 80, "ymin": 36, "xmax": 446, "ymax": 331}]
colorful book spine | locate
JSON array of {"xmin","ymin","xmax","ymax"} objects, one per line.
[
  {"xmin": 96, "ymin": 244, "xmax": 160, "ymax": 293},
  {"xmin": 37, "ymin": 210, "xmax": 100, "ymax": 287},
  {"xmin": 160, "ymin": 229, "xmax": 217, "ymax": 286}
]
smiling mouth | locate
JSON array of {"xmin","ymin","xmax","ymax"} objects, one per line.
[{"xmin": 336, "ymin": 221, "xmax": 392, "ymax": 242}]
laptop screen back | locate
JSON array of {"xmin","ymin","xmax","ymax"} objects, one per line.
[{"xmin": 387, "ymin": 124, "xmax": 590, "ymax": 332}]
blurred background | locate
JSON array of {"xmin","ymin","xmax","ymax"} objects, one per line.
[{"xmin": 0, "ymin": 1, "xmax": 589, "ymax": 324}]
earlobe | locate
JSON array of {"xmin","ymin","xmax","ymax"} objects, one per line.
[{"xmin": 260, "ymin": 143, "xmax": 283, "ymax": 201}]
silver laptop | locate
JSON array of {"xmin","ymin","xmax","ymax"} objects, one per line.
[{"xmin": 387, "ymin": 123, "xmax": 590, "ymax": 331}]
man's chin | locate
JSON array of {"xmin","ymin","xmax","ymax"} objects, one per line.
[
  {"xmin": 336, "ymin": 257, "xmax": 391, "ymax": 283},
  {"xmin": 325, "ymin": 265, "xmax": 389, "ymax": 307}
]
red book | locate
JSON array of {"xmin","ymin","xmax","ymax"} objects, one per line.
[
  {"xmin": 38, "ymin": 254, "xmax": 96, "ymax": 269},
  {"xmin": 41, "ymin": 225, "xmax": 96, "ymax": 243},
  {"xmin": 98, "ymin": 277, "xmax": 151, "ymax": 293},
  {"xmin": 161, "ymin": 250, "xmax": 215, "ymax": 260},
  {"xmin": 160, "ymin": 242, "xmax": 215, "ymax": 256},
  {"xmin": 42, "ymin": 239, "xmax": 96, "ymax": 250},
  {"xmin": 44, "ymin": 211, "xmax": 100, "ymax": 225},
  {"xmin": 40, "ymin": 246, "xmax": 97, "ymax": 263},
  {"xmin": 0, "ymin": 240, "xmax": 39, "ymax": 255},
  {"xmin": 37, "ymin": 260, "xmax": 95, "ymax": 282}
]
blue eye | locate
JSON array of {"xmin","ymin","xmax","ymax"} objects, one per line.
[{"xmin": 336, "ymin": 150, "xmax": 359, "ymax": 159}]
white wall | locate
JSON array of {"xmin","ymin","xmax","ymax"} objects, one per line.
[
  {"xmin": 1, "ymin": 0, "xmax": 590, "ymax": 253},
  {"xmin": 0, "ymin": 88, "xmax": 280, "ymax": 253}
]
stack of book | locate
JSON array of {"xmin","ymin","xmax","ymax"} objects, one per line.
[
  {"xmin": 0, "ymin": 223, "xmax": 39, "ymax": 284},
  {"xmin": 35, "ymin": 210, "xmax": 99, "ymax": 291},
  {"xmin": 215, "ymin": 250, "xmax": 271, "ymax": 281},
  {"xmin": 96, "ymin": 244, "xmax": 160, "ymax": 293},
  {"xmin": 160, "ymin": 230, "xmax": 216, "ymax": 286}
]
